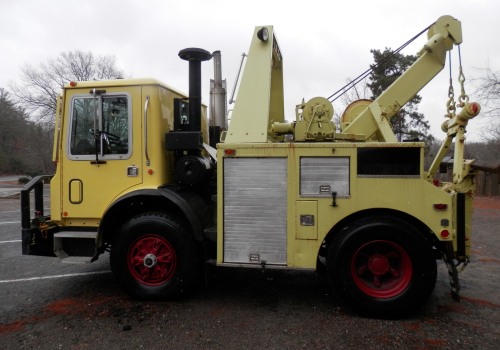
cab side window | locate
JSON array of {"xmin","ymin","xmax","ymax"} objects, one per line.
[
  {"xmin": 70, "ymin": 97, "xmax": 96, "ymax": 155},
  {"xmin": 102, "ymin": 96, "xmax": 129, "ymax": 154},
  {"xmin": 68, "ymin": 93, "xmax": 131, "ymax": 159}
]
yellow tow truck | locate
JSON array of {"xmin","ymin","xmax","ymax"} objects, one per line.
[{"xmin": 21, "ymin": 15, "xmax": 479, "ymax": 318}]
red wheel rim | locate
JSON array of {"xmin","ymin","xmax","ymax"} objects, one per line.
[
  {"xmin": 127, "ymin": 234, "xmax": 176, "ymax": 286},
  {"xmin": 351, "ymin": 240, "xmax": 412, "ymax": 298}
]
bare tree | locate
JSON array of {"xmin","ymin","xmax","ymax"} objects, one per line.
[
  {"xmin": 331, "ymin": 77, "xmax": 371, "ymax": 130},
  {"xmin": 475, "ymin": 67, "xmax": 500, "ymax": 142},
  {"xmin": 10, "ymin": 50, "xmax": 124, "ymax": 123},
  {"xmin": 339, "ymin": 77, "xmax": 371, "ymax": 106}
]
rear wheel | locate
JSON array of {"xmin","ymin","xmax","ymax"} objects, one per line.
[
  {"xmin": 327, "ymin": 217, "xmax": 436, "ymax": 318},
  {"xmin": 110, "ymin": 212, "xmax": 199, "ymax": 299}
]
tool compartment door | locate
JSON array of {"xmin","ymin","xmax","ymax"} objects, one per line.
[{"xmin": 223, "ymin": 157, "xmax": 287, "ymax": 265}]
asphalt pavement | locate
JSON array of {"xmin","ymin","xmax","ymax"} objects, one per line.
[
  {"xmin": 0, "ymin": 176, "xmax": 23, "ymax": 199},
  {"xmin": 1, "ymin": 176, "xmax": 499, "ymax": 349}
]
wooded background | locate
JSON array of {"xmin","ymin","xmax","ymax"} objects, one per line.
[{"xmin": 1, "ymin": 50, "xmax": 498, "ymax": 193}]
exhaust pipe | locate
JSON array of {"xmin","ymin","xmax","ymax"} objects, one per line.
[
  {"xmin": 167, "ymin": 48, "xmax": 214, "ymax": 186},
  {"xmin": 178, "ymin": 48, "xmax": 212, "ymax": 133},
  {"xmin": 209, "ymin": 51, "xmax": 227, "ymax": 148},
  {"xmin": 210, "ymin": 51, "xmax": 227, "ymax": 130}
]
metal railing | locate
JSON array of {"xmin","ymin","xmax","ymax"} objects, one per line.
[{"xmin": 20, "ymin": 175, "xmax": 53, "ymax": 229}]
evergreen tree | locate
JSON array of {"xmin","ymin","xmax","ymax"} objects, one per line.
[
  {"xmin": 368, "ymin": 48, "xmax": 433, "ymax": 143},
  {"xmin": 0, "ymin": 89, "xmax": 31, "ymax": 173}
]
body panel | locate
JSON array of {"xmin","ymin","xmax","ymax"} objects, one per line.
[{"xmin": 217, "ymin": 142, "xmax": 455, "ymax": 269}]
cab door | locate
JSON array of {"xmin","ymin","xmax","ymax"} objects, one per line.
[{"xmin": 60, "ymin": 86, "xmax": 143, "ymax": 222}]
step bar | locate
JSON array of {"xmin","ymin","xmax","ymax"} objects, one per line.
[{"xmin": 54, "ymin": 231, "xmax": 97, "ymax": 264}]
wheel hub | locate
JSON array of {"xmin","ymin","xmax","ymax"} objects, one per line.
[
  {"xmin": 368, "ymin": 254, "xmax": 390, "ymax": 276},
  {"xmin": 351, "ymin": 240, "xmax": 413, "ymax": 299},
  {"xmin": 127, "ymin": 234, "xmax": 177, "ymax": 286},
  {"xmin": 143, "ymin": 253, "xmax": 157, "ymax": 268}
]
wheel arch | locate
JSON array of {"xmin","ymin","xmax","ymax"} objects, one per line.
[
  {"xmin": 98, "ymin": 187, "xmax": 211, "ymax": 252},
  {"xmin": 324, "ymin": 210, "xmax": 439, "ymax": 318},
  {"xmin": 318, "ymin": 208, "xmax": 438, "ymax": 268}
]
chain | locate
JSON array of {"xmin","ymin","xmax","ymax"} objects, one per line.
[
  {"xmin": 457, "ymin": 45, "xmax": 469, "ymax": 107},
  {"xmin": 456, "ymin": 256, "xmax": 470, "ymax": 272},
  {"xmin": 442, "ymin": 242, "xmax": 461, "ymax": 302},
  {"xmin": 446, "ymin": 52, "xmax": 456, "ymax": 116}
]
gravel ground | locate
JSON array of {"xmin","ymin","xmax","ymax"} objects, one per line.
[{"xmin": 0, "ymin": 196, "xmax": 499, "ymax": 350}]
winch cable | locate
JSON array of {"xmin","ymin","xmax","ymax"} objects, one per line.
[{"xmin": 327, "ymin": 24, "xmax": 432, "ymax": 103}]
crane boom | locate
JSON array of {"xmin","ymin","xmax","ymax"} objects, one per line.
[{"xmin": 341, "ymin": 15, "xmax": 462, "ymax": 141}]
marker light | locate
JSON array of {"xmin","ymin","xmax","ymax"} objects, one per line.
[
  {"xmin": 224, "ymin": 149, "xmax": 236, "ymax": 156},
  {"xmin": 69, "ymin": 81, "xmax": 77, "ymax": 87},
  {"xmin": 440, "ymin": 230, "xmax": 450, "ymax": 239},
  {"xmin": 433, "ymin": 203, "xmax": 448, "ymax": 210}
]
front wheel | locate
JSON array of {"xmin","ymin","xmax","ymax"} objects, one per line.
[
  {"xmin": 110, "ymin": 212, "xmax": 199, "ymax": 299},
  {"xmin": 327, "ymin": 217, "xmax": 437, "ymax": 318}
]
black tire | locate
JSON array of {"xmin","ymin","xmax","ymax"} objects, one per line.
[
  {"xmin": 327, "ymin": 216, "xmax": 437, "ymax": 318},
  {"xmin": 110, "ymin": 212, "xmax": 199, "ymax": 300}
]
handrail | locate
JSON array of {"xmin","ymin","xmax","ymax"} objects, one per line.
[
  {"xmin": 144, "ymin": 96, "xmax": 150, "ymax": 166},
  {"xmin": 20, "ymin": 175, "xmax": 53, "ymax": 229}
]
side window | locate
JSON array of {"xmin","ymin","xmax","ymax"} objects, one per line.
[
  {"xmin": 173, "ymin": 98, "xmax": 190, "ymax": 131},
  {"xmin": 102, "ymin": 96, "xmax": 129, "ymax": 154},
  {"xmin": 68, "ymin": 94, "xmax": 131, "ymax": 159},
  {"xmin": 70, "ymin": 97, "xmax": 96, "ymax": 155}
]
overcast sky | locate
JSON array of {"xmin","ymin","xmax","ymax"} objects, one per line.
[{"xmin": 1, "ymin": 0, "xmax": 498, "ymax": 141}]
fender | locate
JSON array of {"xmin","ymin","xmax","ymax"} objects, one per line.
[{"xmin": 99, "ymin": 185, "xmax": 211, "ymax": 245}]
